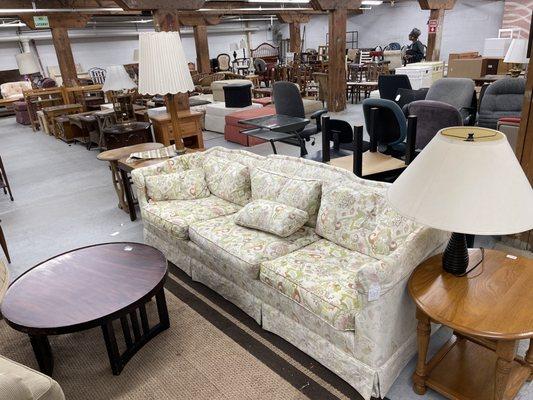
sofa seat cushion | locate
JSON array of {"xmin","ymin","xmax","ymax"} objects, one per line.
[
  {"xmin": 260, "ymin": 239, "xmax": 373, "ymax": 331},
  {"xmin": 142, "ymin": 195, "xmax": 241, "ymax": 240},
  {"xmin": 189, "ymin": 214, "xmax": 320, "ymax": 279},
  {"xmin": 0, "ymin": 355, "xmax": 65, "ymax": 400}
]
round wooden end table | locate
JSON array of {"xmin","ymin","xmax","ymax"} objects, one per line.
[
  {"xmin": 0, "ymin": 243, "xmax": 169, "ymax": 376},
  {"xmin": 408, "ymin": 249, "xmax": 533, "ymax": 400}
]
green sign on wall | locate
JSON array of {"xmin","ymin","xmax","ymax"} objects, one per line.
[{"xmin": 33, "ymin": 16, "xmax": 50, "ymax": 28}]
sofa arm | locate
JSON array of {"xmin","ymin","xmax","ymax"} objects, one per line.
[
  {"xmin": 130, "ymin": 152, "xmax": 205, "ymax": 209},
  {"xmin": 354, "ymin": 227, "xmax": 449, "ymax": 296}
]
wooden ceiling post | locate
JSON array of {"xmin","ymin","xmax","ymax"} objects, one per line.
[
  {"xmin": 418, "ymin": 0, "xmax": 456, "ymax": 61},
  {"xmin": 193, "ymin": 25, "xmax": 211, "ymax": 74},
  {"xmin": 289, "ymin": 22, "xmax": 302, "ymax": 53},
  {"xmin": 327, "ymin": 7, "xmax": 347, "ymax": 112},
  {"xmin": 50, "ymin": 27, "xmax": 79, "ymax": 87}
]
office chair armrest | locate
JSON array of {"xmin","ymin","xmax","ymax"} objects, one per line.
[
  {"xmin": 310, "ymin": 109, "xmax": 328, "ymax": 132},
  {"xmin": 459, "ymin": 106, "xmax": 476, "ymax": 126}
]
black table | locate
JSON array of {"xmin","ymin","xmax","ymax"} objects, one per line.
[
  {"xmin": 102, "ymin": 122, "xmax": 152, "ymax": 150},
  {"xmin": 239, "ymin": 114, "xmax": 310, "ymax": 156}
]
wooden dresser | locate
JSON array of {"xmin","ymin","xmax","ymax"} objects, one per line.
[{"xmin": 149, "ymin": 110, "xmax": 204, "ymax": 149}]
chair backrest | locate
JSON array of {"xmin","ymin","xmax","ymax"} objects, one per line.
[
  {"xmin": 363, "ymin": 98, "xmax": 407, "ymax": 149},
  {"xmin": 385, "ymin": 42, "xmax": 402, "ymax": 51},
  {"xmin": 378, "ymin": 74, "xmax": 412, "ymax": 101},
  {"xmin": 346, "ymin": 48, "xmax": 358, "ymax": 62},
  {"xmin": 408, "ymin": 100, "xmax": 463, "ymax": 150},
  {"xmin": 88, "ymin": 67, "xmax": 106, "ymax": 84},
  {"xmin": 272, "ymin": 81, "xmax": 305, "ymax": 118},
  {"xmin": 326, "ymin": 118, "xmax": 353, "ymax": 144},
  {"xmin": 478, "ymin": 77, "xmax": 525, "ymax": 129},
  {"xmin": 217, "ymin": 54, "xmax": 231, "ymax": 71},
  {"xmin": 254, "ymin": 58, "xmax": 267, "ymax": 73},
  {"xmin": 426, "ymin": 78, "xmax": 475, "ymax": 110}
]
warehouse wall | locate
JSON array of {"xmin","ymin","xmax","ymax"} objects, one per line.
[
  {"xmin": 0, "ymin": 21, "xmax": 275, "ymax": 72},
  {"xmin": 278, "ymin": 0, "xmax": 505, "ymax": 62}
]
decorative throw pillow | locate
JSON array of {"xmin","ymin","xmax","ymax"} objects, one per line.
[
  {"xmin": 203, "ymin": 155, "xmax": 251, "ymax": 206},
  {"xmin": 316, "ymin": 183, "xmax": 379, "ymax": 252},
  {"xmin": 235, "ymin": 199, "xmax": 309, "ymax": 237},
  {"xmin": 145, "ymin": 168, "xmax": 210, "ymax": 201},
  {"xmin": 250, "ymin": 167, "xmax": 321, "ymax": 227}
]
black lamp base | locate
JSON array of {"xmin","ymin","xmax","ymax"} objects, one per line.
[{"xmin": 442, "ymin": 232, "xmax": 469, "ymax": 275}]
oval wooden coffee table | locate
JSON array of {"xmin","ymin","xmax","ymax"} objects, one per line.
[
  {"xmin": 409, "ymin": 249, "xmax": 533, "ymax": 400},
  {"xmin": 1, "ymin": 243, "xmax": 169, "ymax": 376}
]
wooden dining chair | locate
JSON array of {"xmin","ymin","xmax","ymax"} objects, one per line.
[
  {"xmin": 0, "ymin": 156, "xmax": 13, "ymax": 201},
  {"xmin": 0, "ymin": 222, "xmax": 11, "ymax": 263}
]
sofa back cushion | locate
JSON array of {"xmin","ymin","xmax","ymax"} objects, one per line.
[
  {"xmin": 205, "ymin": 147, "xmax": 265, "ymax": 170},
  {"xmin": 251, "ymin": 167, "xmax": 321, "ymax": 227},
  {"xmin": 316, "ymin": 183, "xmax": 418, "ymax": 259},
  {"xmin": 235, "ymin": 199, "xmax": 309, "ymax": 237},
  {"xmin": 145, "ymin": 168, "xmax": 210, "ymax": 201},
  {"xmin": 203, "ymin": 155, "xmax": 251, "ymax": 206}
]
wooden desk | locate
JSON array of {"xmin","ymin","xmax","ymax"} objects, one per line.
[
  {"xmin": 97, "ymin": 143, "xmax": 164, "ymax": 214},
  {"xmin": 43, "ymin": 104, "xmax": 83, "ymax": 138},
  {"xmin": 329, "ymin": 151, "xmax": 407, "ymax": 180},
  {"xmin": 409, "ymin": 249, "xmax": 533, "ymax": 400},
  {"xmin": 149, "ymin": 110, "xmax": 203, "ymax": 149}
]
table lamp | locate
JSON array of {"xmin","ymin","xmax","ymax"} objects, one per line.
[
  {"xmin": 102, "ymin": 65, "xmax": 137, "ymax": 125},
  {"xmin": 138, "ymin": 31, "xmax": 194, "ymax": 154},
  {"xmin": 15, "ymin": 52, "xmax": 41, "ymax": 87},
  {"xmin": 387, "ymin": 126, "xmax": 533, "ymax": 275},
  {"xmin": 504, "ymin": 38, "xmax": 529, "ymax": 77}
]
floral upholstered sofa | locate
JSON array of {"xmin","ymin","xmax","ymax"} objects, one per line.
[{"xmin": 131, "ymin": 147, "xmax": 448, "ymax": 400}]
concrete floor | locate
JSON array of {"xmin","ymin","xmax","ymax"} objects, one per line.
[{"xmin": 0, "ymin": 112, "xmax": 531, "ymax": 400}]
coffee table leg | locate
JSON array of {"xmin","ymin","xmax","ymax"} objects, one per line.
[
  {"xmin": 494, "ymin": 340, "xmax": 518, "ymax": 400},
  {"xmin": 29, "ymin": 334, "xmax": 54, "ymax": 376},
  {"xmin": 101, "ymin": 320, "xmax": 123, "ymax": 376},
  {"xmin": 412, "ymin": 308, "xmax": 431, "ymax": 395},
  {"xmin": 156, "ymin": 288, "xmax": 170, "ymax": 330}
]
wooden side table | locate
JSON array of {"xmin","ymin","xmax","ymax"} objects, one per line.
[
  {"xmin": 408, "ymin": 249, "xmax": 533, "ymax": 400},
  {"xmin": 97, "ymin": 143, "xmax": 164, "ymax": 214},
  {"xmin": 43, "ymin": 104, "xmax": 83, "ymax": 138},
  {"xmin": 149, "ymin": 110, "xmax": 204, "ymax": 149}
]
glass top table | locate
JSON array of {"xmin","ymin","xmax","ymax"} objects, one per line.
[{"xmin": 238, "ymin": 114, "xmax": 310, "ymax": 156}]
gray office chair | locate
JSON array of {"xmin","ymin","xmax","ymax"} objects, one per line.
[
  {"xmin": 272, "ymin": 81, "xmax": 327, "ymax": 152},
  {"xmin": 425, "ymin": 78, "xmax": 477, "ymax": 125},
  {"xmin": 407, "ymin": 100, "xmax": 463, "ymax": 151},
  {"xmin": 477, "ymin": 77, "xmax": 525, "ymax": 130}
]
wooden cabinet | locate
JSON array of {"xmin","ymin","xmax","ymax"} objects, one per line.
[{"xmin": 149, "ymin": 110, "xmax": 204, "ymax": 149}]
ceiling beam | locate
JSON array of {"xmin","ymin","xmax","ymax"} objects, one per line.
[
  {"xmin": 310, "ymin": 0, "xmax": 362, "ymax": 10},
  {"xmin": 178, "ymin": 12, "xmax": 221, "ymax": 26},
  {"xmin": 276, "ymin": 13, "xmax": 310, "ymax": 24},
  {"xmin": 114, "ymin": 0, "xmax": 205, "ymax": 10},
  {"xmin": 19, "ymin": 13, "xmax": 92, "ymax": 28}
]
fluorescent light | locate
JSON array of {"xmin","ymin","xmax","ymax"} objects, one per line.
[
  {"xmin": 362, "ymin": 0, "xmax": 383, "ymax": 5},
  {"xmin": 248, "ymin": 0, "xmax": 310, "ymax": 2}
]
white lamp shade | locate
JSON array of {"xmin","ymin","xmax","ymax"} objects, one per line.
[
  {"xmin": 102, "ymin": 65, "xmax": 137, "ymax": 92},
  {"xmin": 133, "ymin": 49, "xmax": 139, "ymax": 63},
  {"xmin": 504, "ymin": 38, "xmax": 529, "ymax": 64},
  {"xmin": 387, "ymin": 127, "xmax": 533, "ymax": 235},
  {"xmin": 16, "ymin": 52, "xmax": 40, "ymax": 75},
  {"xmin": 137, "ymin": 31, "xmax": 194, "ymax": 96}
]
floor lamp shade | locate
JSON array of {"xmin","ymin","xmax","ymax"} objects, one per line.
[
  {"xmin": 102, "ymin": 65, "xmax": 136, "ymax": 92},
  {"xmin": 504, "ymin": 38, "xmax": 528, "ymax": 64},
  {"xmin": 137, "ymin": 31, "xmax": 194, "ymax": 96},
  {"xmin": 387, "ymin": 127, "xmax": 533, "ymax": 236},
  {"xmin": 16, "ymin": 52, "xmax": 40, "ymax": 75}
]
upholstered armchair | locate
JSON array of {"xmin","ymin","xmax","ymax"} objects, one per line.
[
  {"xmin": 216, "ymin": 53, "xmax": 232, "ymax": 72},
  {"xmin": 477, "ymin": 77, "xmax": 525, "ymax": 130},
  {"xmin": 0, "ymin": 81, "xmax": 32, "ymax": 101}
]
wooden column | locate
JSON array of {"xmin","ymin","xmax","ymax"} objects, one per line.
[
  {"xmin": 419, "ymin": 0, "xmax": 456, "ymax": 61},
  {"xmin": 289, "ymin": 22, "xmax": 301, "ymax": 53},
  {"xmin": 327, "ymin": 8, "xmax": 347, "ymax": 112},
  {"xmin": 426, "ymin": 9, "xmax": 445, "ymax": 61},
  {"xmin": 50, "ymin": 28, "xmax": 78, "ymax": 87},
  {"xmin": 152, "ymin": 9, "xmax": 189, "ymax": 111},
  {"xmin": 193, "ymin": 25, "xmax": 211, "ymax": 74}
]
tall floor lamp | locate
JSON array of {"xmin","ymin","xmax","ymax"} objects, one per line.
[{"xmin": 137, "ymin": 31, "xmax": 194, "ymax": 154}]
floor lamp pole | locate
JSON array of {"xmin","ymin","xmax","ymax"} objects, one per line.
[{"xmin": 166, "ymin": 93, "xmax": 186, "ymax": 154}]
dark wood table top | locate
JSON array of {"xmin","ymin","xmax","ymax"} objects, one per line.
[
  {"xmin": 103, "ymin": 121, "xmax": 151, "ymax": 134},
  {"xmin": 1, "ymin": 243, "xmax": 167, "ymax": 334}
]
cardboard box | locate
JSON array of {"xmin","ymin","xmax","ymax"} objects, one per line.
[{"xmin": 447, "ymin": 58, "xmax": 483, "ymax": 79}]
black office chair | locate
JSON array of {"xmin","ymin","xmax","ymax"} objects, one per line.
[
  {"xmin": 272, "ymin": 81, "xmax": 327, "ymax": 154},
  {"xmin": 322, "ymin": 118, "xmax": 371, "ymax": 156},
  {"xmin": 378, "ymin": 74, "xmax": 412, "ymax": 101}
]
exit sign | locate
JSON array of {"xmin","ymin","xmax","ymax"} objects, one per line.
[
  {"xmin": 33, "ymin": 16, "xmax": 50, "ymax": 28},
  {"xmin": 428, "ymin": 19, "xmax": 438, "ymax": 34}
]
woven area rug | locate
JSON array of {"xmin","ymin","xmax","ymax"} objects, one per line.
[{"xmin": 0, "ymin": 264, "xmax": 366, "ymax": 400}]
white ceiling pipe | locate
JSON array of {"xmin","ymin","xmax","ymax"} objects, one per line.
[{"xmin": 0, "ymin": 8, "xmax": 125, "ymax": 14}]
